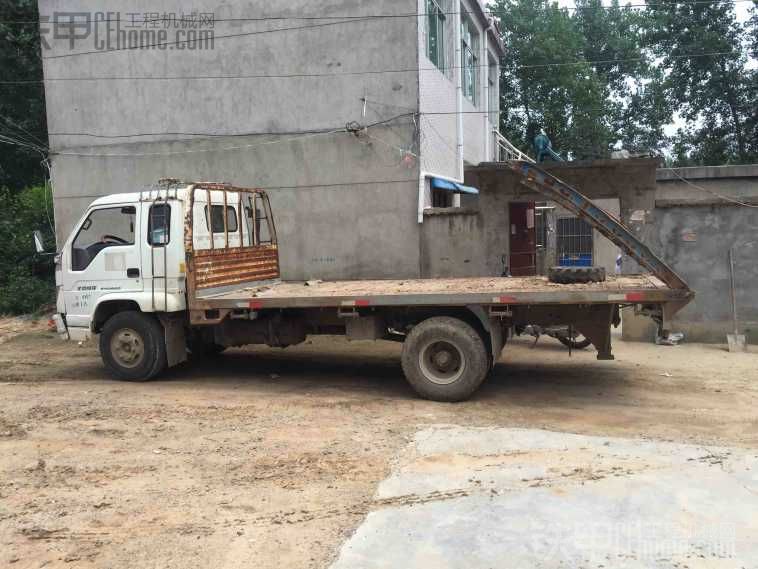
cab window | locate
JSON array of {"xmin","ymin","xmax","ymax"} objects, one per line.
[
  {"xmin": 148, "ymin": 203, "xmax": 171, "ymax": 246},
  {"xmin": 244, "ymin": 196, "xmax": 274, "ymax": 245},
  {"xmin": 72, "ymin": 206, "xmax": 136, "ymax": 271},
  {"xmin": 204, "ymin": 205, "xmax": 238, "ymax": 233}
]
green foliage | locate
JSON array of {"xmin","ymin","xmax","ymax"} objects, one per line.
[
  {"xmin": 0, "ymin": 0, "xmax": 47, "ymax": 191},
  {"xmin": 648, "ymin": 0, "xmax": 757, "ymax": 166},
  {"xmin": 0, "ymin": 185, "xmax": 55, "ymax": 314},
  {"xmin": 492, "ymin": 0, "xmax": 756, "ymax": 165},
  {"xmin": 493, "ymin": 0, "xmax": 668, "ymax": 160}
]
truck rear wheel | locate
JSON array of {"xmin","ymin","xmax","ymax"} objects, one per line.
[
  {"xmin": 401, "ymin": 316, "xmax": 489, "ymax": 402},
  {"xmin": 100, "ymin": 311, "xmax": 167, "ymax": 381}
]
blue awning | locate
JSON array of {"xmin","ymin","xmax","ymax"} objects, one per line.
[{"xmin": 430, "ymin": 177, "xmax": 480, "ymax": 195}]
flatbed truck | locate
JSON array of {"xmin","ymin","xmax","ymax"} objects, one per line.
[{"xmin": 52, "ymin": 162, "xmax": 693, "ymax": 401}]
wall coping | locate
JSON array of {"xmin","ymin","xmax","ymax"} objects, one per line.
[{"xmin": 657, "ymin": 164, "xmax": 758, "ymax": 181}]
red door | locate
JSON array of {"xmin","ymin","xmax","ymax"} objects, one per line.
[{"xmin": 509, "ymin": 202, "xmax": 536, "ymax": 276}]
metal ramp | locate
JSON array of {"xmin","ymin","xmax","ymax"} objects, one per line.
[{"xmin": 505, "ymin": 160, "xmax": 690, "ymax": 292}]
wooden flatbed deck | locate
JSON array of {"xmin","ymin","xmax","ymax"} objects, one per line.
[{"xmin": 193, "ymin": 274, "xmax": 689, "ymax": 310}]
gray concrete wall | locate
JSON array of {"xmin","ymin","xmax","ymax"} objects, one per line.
[
  {"xmin": 41, "ymin": 0, "xmax": 425, "ymax": 280},
  {"xmin": 641, "ymin": 165, "xmax": 758, "ymax": 343},
  {"xmin": 52, "ymin": 130, "xmax": 422, "ymax": 280},
  {"xmin": 647, "ymin": 204, "xmax": 758, "ymax": 343},
  {"xmin": 421, "ymin": 168, "xmax": 523, "ymax": 278},
  {"xmin": 421, "ymin": 160, "xmax": 660, "ymax": 280}
]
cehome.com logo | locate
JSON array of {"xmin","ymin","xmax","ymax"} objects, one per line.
[{"xmin": 40, "ymin": 11, "xmax": 215, "ymax": 52}]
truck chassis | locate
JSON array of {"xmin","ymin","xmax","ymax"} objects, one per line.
[{"xmin": 55, "ymin": 164, "xmax": 693, "ymax": 402}]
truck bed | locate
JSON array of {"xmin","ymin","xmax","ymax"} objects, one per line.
[{"xmin": 193, "ymin": 274, "xmax": 689, "ymax": 310}]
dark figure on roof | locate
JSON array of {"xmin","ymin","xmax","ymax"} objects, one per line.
[{"xmin": 534, "ymin": 130, "xmax": 563, "ymax": 163}]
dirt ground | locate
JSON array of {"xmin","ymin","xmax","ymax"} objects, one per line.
[{"xmin": 1, "ymin": 326, "xmax": 756, "ymax": 569}]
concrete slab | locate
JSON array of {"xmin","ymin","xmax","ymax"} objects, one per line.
[{"xmin": 331, "ymin": 427, "xmax": 758, "ymax": 568}]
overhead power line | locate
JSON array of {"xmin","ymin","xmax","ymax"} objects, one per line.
[
  {"xmin": 0, "ymin": 0, "xmax": 752, "ymax": 25},
  {"xmin": 54, "ymin": 179, "xmax": 420, "ymax": 201},
  {"xmin": 21, "ymin": 0, "xmax": 755, "ymax": 60},
  {"xmin": 0, "ymin": 50, "xmax": 743, "ymax": 85},
  {"xmin": 40, "ymin": 18, "xmax": 376, "ymax": 60},
  {"xmin": 47, "ymin": 114, "xmax": 414, "ymax": 157},
  {"xmin": 664, "ymin": 168, "xmax": 758, "ymax": 208}
]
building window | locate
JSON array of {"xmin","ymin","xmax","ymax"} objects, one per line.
[
  {"xmin": 427, "ymin": 0, "xmax": 446, "ymax": 70},
  {"xmin": 432, "ymin": 189, "xmax": 454, "ymax": 208},
  {"xmin": 461, "ymin": 9, "xmax": 479, "ymax": 105}
]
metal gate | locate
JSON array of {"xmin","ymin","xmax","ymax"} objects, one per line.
[{"xmin": 557, "ymin": 217, "xmax": 593, "ymax": 267}]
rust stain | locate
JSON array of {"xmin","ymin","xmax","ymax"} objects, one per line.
[
  {"xmin": 194, "ymin": 246, "xmax": 280, "ymax": 289},
  {"xmin": 184, "ymin": 184, "xmax": 280, "ymax": 295}
]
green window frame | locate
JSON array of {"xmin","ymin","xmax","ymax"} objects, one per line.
[
  {"xmin": 427, "ymin": 0, "xmax": 446, "ymax": 70},
  {"xmin": 461, "ymin": 9, "xmax": 479, "ymax": 105}
]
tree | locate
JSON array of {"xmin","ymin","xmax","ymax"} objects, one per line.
[
  {"xmin": 494, "ymin": 0, "xmax": 608, "ymax": 159},
  {"xmin": 647, "ymin": 0, "xmax": 757, "ymax": 165},
  {"xmin": 0, "ymin": 0, "xmax": 48, "ymax": 191},
  {"xmin": 0, "ymin": 184, "xmax": 55, "ymax": 314},
  {"xmin": 493, "ymin": 0, "xmax": 672, "ymax": 160}
]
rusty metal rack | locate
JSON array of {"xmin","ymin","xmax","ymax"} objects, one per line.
[{"xmin": 183, "ymin": 183, "xmax": 280, "ymax": 306}]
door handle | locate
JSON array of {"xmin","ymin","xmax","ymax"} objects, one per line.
[{"xmin": 127, "ymin": 268, "xmax": 140, "ymax": 278}]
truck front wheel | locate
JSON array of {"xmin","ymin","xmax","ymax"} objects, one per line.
[
  {"xmin": 401, "ymin": 317, "xmax": 489, "ymax": 402},
  {"xmin": 100, "ymin": 312, "xmax": 167, "ymax": 381}
]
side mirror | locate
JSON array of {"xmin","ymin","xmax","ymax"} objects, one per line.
[{"xmin": 33, "ymin": 230, "xmax": 45, "ymax": 254}]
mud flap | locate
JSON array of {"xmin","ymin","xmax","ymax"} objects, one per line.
[
  {"xmin": 488, "ymin": 319, "xmax": 505, "ymax": 367},
  {"xmin": 574, "ymin": 304, "xmax": 618, "ymax": 361},
  {"xmin": 158, "ymin": 314, "xmax": 188, "ymax": 368},
  {"xmin": 466, "ymin": 305, "xmax": 506, "ymax": 368}
]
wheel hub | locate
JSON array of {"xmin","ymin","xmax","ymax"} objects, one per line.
[
  {"xmin": 110, "ymin": 328, "xmax": 145, "ymax": 369},
  {"xmin": 419, "ymin": 340, "xmax": 466, "ymax": 385}
]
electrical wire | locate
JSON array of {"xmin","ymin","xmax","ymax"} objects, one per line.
[
  {"xmin": 0, "ymin": 50, "xmax": 744, "ymax": 85},
  {"xmin": 53, "ymin": 178, "xmax": 420, "ymax": 199},
  {"xmin": 0, "ymin": 116, "xmax": 47, "ymax": 147},
  {"xmin": 41, "ymin": 159, "xmax": 57, "ymax": 235},
  {"xmin": 0, "ymin": 0, "xmax": 751, "ymax": 25},
  {"xmin": 0, "ymin": 131, "xmax": 47, "ymax": 154},
  {"xmin": 47, "ymin": 127, "xmax": 362, "ymax": 139},
  {"xmin": 24, "ymin": 4, "xmax": 756, "ymax": 60},
  {"xmin": 42, "ymin": 114, "xmax": 414, "ymax": 143},
  {"xmin": 40, "ymin": 17, "xmax": 380, "ymax": 60},
  {"xmin": 663, "ymin": 167, "xmax": 758, "ymax": 208},
  {"xmin": 49, "ymin": 114, "xmax": 415, "ymax": 157}
]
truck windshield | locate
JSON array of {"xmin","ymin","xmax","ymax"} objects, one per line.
[{"xmin": 72, "ymin": 206, "xmax": 136, "ymax": 271}]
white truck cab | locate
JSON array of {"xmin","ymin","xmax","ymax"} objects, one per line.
[
  {"xmin": 57, "ymin": 189, "xmax": 186, "ymax": 341},
  {"xmin": 55, "ymin": 181, "xmax": 279, "ymax": 381}
]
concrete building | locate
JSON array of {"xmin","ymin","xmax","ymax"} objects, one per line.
[
  {"xmin": 40, "ymin": 0, "xmax": 506, "ymax": 280},
  {"xmin": 40, "ymin": 2, "xmax": 757, "ymax": 345},
  {"xmin": 468, "ymin": 160, "xmax": 758, "ymax": 344}
]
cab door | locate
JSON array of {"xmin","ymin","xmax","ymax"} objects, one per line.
[
  {"xmin": 62, "ymin": 204, "xmax": 143, "ymax": 327},
  {"xmin": 140, "ymin": 200, "xmax": 177, "ymax": 312}
]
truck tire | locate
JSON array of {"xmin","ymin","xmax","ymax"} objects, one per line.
[
  {"xmin": 401, "ymin": 316, "xmax": 489, "ymax": 402},
  {"xmin": 548, "ymin": 266, "xmax": 606, "ymax": 284},
  {"xmin": 100, "ymin": 311, "xmax": 167, "ymax": 381}
]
